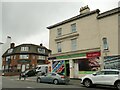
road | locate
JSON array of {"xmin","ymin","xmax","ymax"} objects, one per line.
[{"xmin": 2, "ymin": 76, "xmax": 116, "ymax": 90}]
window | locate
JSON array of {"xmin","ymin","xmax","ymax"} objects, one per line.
[
  {"xmin": 57, "ymin": 28, "xmax": 62, "ymax": 37},
  {"xmin": 38, "ymin": 48, "xmax": 45, "ymax": 53},
  {"xmin": 71, "ymin": 39, "xmax": 77, "ymax": 51},
  {"xmin": 104, "ymin": 71, "xmax": 119, "ymax": 75},
  {"xmin": 102, "ymin": 37, "xmax": 109, "ymax": 50},
  {"xmin": 38, "ymin": 56, "xmax": 45, "ymax": 60},
  {"xmin": 20, "ymin": 55, "xmax": 29, "ymax": 59},
  {"xmin": 21, "ymin": 47, "xmax": 29, "ymax": 51},
  {"xmin": 71, "ymin": 23, "xmax": 76, "ymax": 33},
  {"xmin": 57, "ymin": 42, "xmax": 62, "ymax": 52},
  {"xmin": 7, "ymin": 49, "xmax": 13, "ymax": 53}
]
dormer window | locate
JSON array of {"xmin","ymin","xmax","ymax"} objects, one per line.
[
  {"xmin": 21, "ymin": 47, "xmax": 29, "ymax": 51},
  {"xmin": 7, "ymin": 49, "xmax": 13, "ymax": 53},
  {"xmin": 38, "ymin": 48, "xmax": 45, "ymax": 54}
]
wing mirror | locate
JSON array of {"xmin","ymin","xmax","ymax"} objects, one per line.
[{"xmin": 92, "ymin": 72, "xmax": 97, "ymax": 76}]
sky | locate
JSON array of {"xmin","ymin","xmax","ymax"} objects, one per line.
[{"xmin": 1, "ymin": 0, "xmax": 120, "ymax": 49}]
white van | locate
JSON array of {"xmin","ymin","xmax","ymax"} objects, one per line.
[{"xmin": 35, "ymin": 64, "xmax": 48, "ymax": 75}]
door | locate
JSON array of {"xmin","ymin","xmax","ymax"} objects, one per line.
[
  {"xmin": 74, "ymin": 61, "xmax": 78, "ymax": 78},
  {"xmin": 21, "ymin": 64, "xmax": 26, "ymax": 72}
]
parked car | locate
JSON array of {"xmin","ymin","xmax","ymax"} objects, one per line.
[
  {"xmin": 80, "ymin": 69, "xmax": 120, "ymax": 90},
  {"xmin": 20, "ymin": 69, "xmax": 36, "ymax": 77},
  {"xmin": 37, "ymin": 72, "xmax": 70, "ymax": 85}
]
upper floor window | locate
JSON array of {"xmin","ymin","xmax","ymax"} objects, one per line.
[
  {"xmin": 38, "ymin": 55, "xmax": 45, "ymax": 60},
  {"xmin": 38, "ymin": 48, "xmax": 45, "ymax": 53},
  {"xmin": 71, "ymin": 39, "xmax": 77, "ymax": 51},
  {"xmin": 71, "ymin": 23, "xmax": 76, "ymax": 33},
  {"xmin": 7, "ymin": 49, "xmax": 13, "ymax": 53},
  {"xmin": 20, "ymin": 55, "xmax": 29, "ymax": 59},
  {"xmin": 57, "ymin": 28, "xmax": 62, "ymax": 37},
  {"xmin": 21, "ymin": 47, "xmax": 29, "ymax": 51},
  {"xmin": 57, "ymin": 42, "xmax": 62, "ymax": 53},
  {"xmin": 102, "ymin": 37, "xmax": 109, "ymax": 51}
]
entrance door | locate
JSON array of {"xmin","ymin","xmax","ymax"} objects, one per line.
[
  {"xmin": 21, "ymin": 64, "xmax": 26, "ymax": 72},
  {"xmin": 65, "ymin": 61, "xmax": 70, "ymax": 76},
  {"xmin": 74, "ymin": 61, "xmax": 79, "ymax": 78}
]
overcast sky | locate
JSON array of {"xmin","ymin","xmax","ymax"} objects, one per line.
[{"xmin": 1, "ymin": 0, "xmax": 120, "ymax": 49}]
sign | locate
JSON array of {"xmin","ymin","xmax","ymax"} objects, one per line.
[{"xmin": 87, "ymin": 52, "xmax": 101, "ymax": 58}]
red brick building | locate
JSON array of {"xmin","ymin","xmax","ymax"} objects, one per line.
[{"xmin": 2, "ymin": 43, "xmax": 51, "ymax": 75}]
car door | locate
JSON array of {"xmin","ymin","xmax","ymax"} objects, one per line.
[
  {"xmin": 92, "ymin": 71, "xmax": 105, "ymax": 84},
  {"xmin": 41, "ymin": 73, "xmax": 51, "ymax": 83}
]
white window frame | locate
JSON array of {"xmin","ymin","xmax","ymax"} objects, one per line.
[
  {"xmin": 20, "ymin": 55, "xmax": 29, "ymax": 59},
  {"xmin": 57, "ymin": 42, "xmax": 62, "ymax": 52},
  {"xmin": 71, "ymin": 23, "xmax": 76, "ymax": 33},
  {"xmin": 57, "ymin": 28, "xmax": 62, "ymax": 37},
  {"xmin": 71, "ymin": 38, "xmax": 77, "ymax": 51},
  {"xmin": 38, "ymin": 48, "xmax": 45, "ymax": 53},
  {"xmin": 21, "ymin": 47, "xmax": 29, "ymax": 51},
  {"xmin": 102, "ymin": 37, "xmax": 109, "ymax": 51},
  {"xmin": 7, "ymin": 49, "xmax": 13, "ymax": 53},
  {"xmin": 38, "ymin": 56, "xmax": 46, "ymax": 60}
]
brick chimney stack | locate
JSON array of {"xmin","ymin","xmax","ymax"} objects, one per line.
[
  {"xmin": 10, "ymin": 43, "xmax": 15, "ymax": 48},
  {"xmin": 80, "ymin": 5, "xmax": 90, "ymax": 14}
]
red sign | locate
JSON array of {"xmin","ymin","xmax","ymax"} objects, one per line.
[{"xmin": 86, "ymin": 52, "xmax": 101, "ymax": 58}]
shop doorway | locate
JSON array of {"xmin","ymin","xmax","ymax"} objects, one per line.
[
  {"xmin": 65, "ymin": 60, "xmax": 70, "ymax": 76},
  {"xmin": 21, "ymin": 64, "xmax": 26, "ymax": 72}
]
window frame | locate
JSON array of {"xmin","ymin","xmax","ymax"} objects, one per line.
[
  {"xmin": 71, "ymin": 38, "xmax": 77, "ymax": 51},
  {"xmin": 71, "ymin": 23, "xmax": 77, "ymax": 33},
  {"xmin": 57, "ymin": 42, "xmax": 62, "ymax": 53}
]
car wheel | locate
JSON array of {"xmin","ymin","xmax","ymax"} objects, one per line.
[
  {"xmin": 115, "ymin": 81, "xmax": 120, "ymax": 90},
  {"xmin": 37, "ymin": 78, "xmax": 41, "ymax": 83},
  {"xmin": 53, "ymin": 79, "xmax": 58, "ymax": 85},
  {"xmin": 83, "ymin": 79, "xmax": 92, "ymax": 88}
]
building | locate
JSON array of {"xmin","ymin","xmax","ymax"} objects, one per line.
[
  {"xmin": 47, "ymin": 6, "xmax": 120, "ymax": 78},
  {"xmin": 2, "ymin": 43, "xmax": 51, "ymax": 75}
]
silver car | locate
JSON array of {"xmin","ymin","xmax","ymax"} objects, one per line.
[{"xmin": 37, "ymin": 72, "xmax": 70, "ymax": 85}]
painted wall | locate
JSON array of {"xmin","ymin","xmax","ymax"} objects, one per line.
[{"xmin": 49, "ymin": 13, "xmax": 100, "ymax": 54}]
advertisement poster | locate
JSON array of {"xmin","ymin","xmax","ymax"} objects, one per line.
[
  {"xmin": 104, "ymin": 55, "xmax": 120, "ymax": 70},
  {"xmin": 52, "ymin": 60, "xmax": 65, "ymax": 74}
]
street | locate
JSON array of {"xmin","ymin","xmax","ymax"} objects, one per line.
[{"xmin": 2, "ymin": 76, "xmax": 116, "ymax": 90}]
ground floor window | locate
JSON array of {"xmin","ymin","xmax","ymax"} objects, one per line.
[{"xmin": 78, "ymin": 57, "xmax": 100, "ymax": 71}]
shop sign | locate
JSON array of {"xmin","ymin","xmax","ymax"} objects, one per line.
[
  {"xmin": 86, "ymin": 52, "xmax": 101, "ymax": 58},
  {"xmin": 56, "ymin": 53, "xmax": 86, "ymax": 59}
]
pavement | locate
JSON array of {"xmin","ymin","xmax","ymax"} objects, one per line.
[{"xmin": 4, "ymin": 76, "xmax": 81, "ymax": 85}]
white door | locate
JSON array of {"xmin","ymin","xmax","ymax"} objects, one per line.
[
  {"xmin": 21, "ymin": 64, "xmax": 26, "ymax": 72},
  {"xmin": 74, "ymin": 62, "xmax": 78, "ymax": 78}
]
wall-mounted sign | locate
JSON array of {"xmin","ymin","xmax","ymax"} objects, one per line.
[{"xmin": 86, "ymin": 52, "xmax": 101, "ymax": 58}]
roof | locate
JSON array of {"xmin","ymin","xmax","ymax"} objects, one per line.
[
  {"xmin": 47, "ymin": 7, "xmax": 120, "ymax": 29},
  {"xmin": 97, "ymin": 7, "xmax": 120, "ymax": 19},
  {"xmin": 47, "ymin": 9, "xmax": 100, "ymax": 29},
  {"xmin": 2, "ymin": 43, "xmax": 51, "ymax": 57}
]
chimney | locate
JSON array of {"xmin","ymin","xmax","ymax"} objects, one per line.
[
  {"xmin": 40, "ymin": 43, "xmax": 43, "ymax": 46},
  {"xmin": 79, "ymin": 5, "xmax": 90, "ymax": 14},
  {"xmin": 10, "ymin": 43, "xmax": 15, "ymax": 48}
]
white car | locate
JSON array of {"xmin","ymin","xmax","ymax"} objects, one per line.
[{"xmin": 81, "ymin": 69, "xmax": 120, "ymax": 90}]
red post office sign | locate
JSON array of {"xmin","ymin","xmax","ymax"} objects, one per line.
[{"xmin": 86, "ymin": 52, "xmax": 101, "ymax": 58}]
